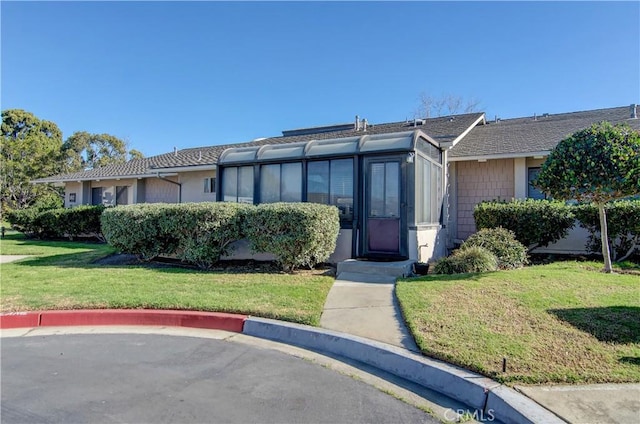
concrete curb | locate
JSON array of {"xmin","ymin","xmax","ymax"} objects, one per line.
[
  {"xmin": 0, "ymin": 310, "xmax": 246, "ymax": 333},
  {"xmin": 243, "ymin": 317, "xmax": 565, "ymax": 424},
  {"xmin": 1, "ymin": 310, "xmax": 565, "ymax": 424}
]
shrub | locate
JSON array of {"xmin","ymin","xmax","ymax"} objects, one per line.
[
  {"xmin": 243, "ymin": 203, "xmax": 340, "ymax": 272},
  {"xmin": 163, "ymin": 202, "xmax": 250, "ymax": 269},
  {"xmin": 6, "ymin": 205, "xmax": 104, "ymax": 240},
  {"xmin": 460, "ymin": 227, "xmax": 528, "ymax": 269},
  {"xmin": 101, "ymin": 204, "xmax": 181, "ymax": 261},
  {"xmin": 6, "ymin": 207, "xmax": 43, "ymax": 236},
  {"xmin": 433, "ymin": 246, "xmax": 498, "ymax": 275},
  {"xmin": 573, "ymin": 200, "xmax": 640, "ymax": 262},
  {"xmin": 473, "ymin": 199, "xmax": 575, "ymax": 250}
]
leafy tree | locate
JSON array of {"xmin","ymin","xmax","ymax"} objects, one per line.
[
  {"xmin": 128, "ymin": 149, "xmax": 145, "ymax": 161},
  {"xmin": 62, "ymin": 131, "xmax": 131, "ymax": 171},
  {"xmin": 535, "ymin": 121, "xmax": 640, "ymax": 272},
  {"xmin": 1, "ymin": 109, "xmax": 64, "ymax": 211}
]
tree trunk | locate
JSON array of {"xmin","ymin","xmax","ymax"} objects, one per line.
[{"xmin": 598, "ymin": 203, "xmax": 613, "ymax": 273}]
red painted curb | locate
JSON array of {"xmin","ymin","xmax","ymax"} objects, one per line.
[
  {"xmin": 0, "ymin": 312, "xmax": 41, "ymax": 329},
  {"xmin": 1, "ymin": 310, "xmax": 246, "ymax": 333}
]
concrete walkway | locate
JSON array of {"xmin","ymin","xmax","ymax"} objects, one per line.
[
  {"xmin": 0, "ymin": 255, "xmax": 31, "ymax": 264},
  {"xmin": 320, "ymin": 263, "xmax": 419, "ymax": 352}
]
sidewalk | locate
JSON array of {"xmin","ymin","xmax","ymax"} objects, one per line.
[{"xmin": 319, "ymin": 270, "xmax": 640, "ymax": 424}]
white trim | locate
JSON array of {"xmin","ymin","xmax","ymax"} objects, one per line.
[
  {"xmin": 448, "ymin": 113, "xmax": 486, "ymax": 148},
  {"xmin": 448, "ymin": 151, "xmax": 550, "ymax": 162}
]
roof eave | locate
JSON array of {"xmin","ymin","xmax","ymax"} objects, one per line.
[
  {"xmin": 149, "ymin": 164, "xmax": 217, "ymax": 173},
  {"xmin": 32, "ymin": 172, "xmax": 177, "ymax": 184},
  {"xmin": 448, "ymin": 150, "xmax": 551, "ymax": 162}
]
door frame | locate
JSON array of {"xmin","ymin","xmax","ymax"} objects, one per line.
[{"xmin": 359, "ymin": 155, "xmax": 408, "ymax": 260}]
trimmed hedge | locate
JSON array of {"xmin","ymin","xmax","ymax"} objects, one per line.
[
  {"xmin": 101, "ymin": 202, "xmax": 340, "ymax": 271},
  {"xmin": 166, "ymin": 202, "xmax": 250, "ymax": 269},
  {"xmin": 573, "ymin": 200, "xmax": 640, "ymax": 262},
  {"xmin": 460, "ymin": 227, "xmax": 528, "ymax": 269},
  {"xmin": 433, "ymin": 246, "xmax": 498, "ymax": 275},
  {"xmin": 244, "ymin": 203, "xmax": 340, "ymax": 272},
  {"xmin": 101, "ymin": 204, "xmax": 182, "ymax": 261},
  {"xmin": 6, "ymin": 205, "xmax": 105, "ymax": 240},
  {"xmin": 473, "ymin": 199, "xmax": 575, "ymax": 250}
]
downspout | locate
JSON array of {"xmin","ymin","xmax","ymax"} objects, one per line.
[{"xmin": 157, "ymin": 173, "xmax": 182, "ymax": 203}]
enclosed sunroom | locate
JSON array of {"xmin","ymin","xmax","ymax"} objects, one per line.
[{"xmin": 217, "ymin": 130, "xmax": 446, "ymax": 263}]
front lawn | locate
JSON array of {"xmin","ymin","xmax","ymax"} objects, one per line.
[
  {"xmin": 0, "ymin": 233, "xmax": 334, "ymax": 326},
  {"xmin": 396, "ymin": 262, "xmax": 640, "ymax": 385}
]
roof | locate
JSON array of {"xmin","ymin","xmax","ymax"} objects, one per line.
[
  {"xmin": 449, "ymin": 105, "xmax": 640, "ymax": 160},
  {"xmin": 34, "ymin": 105, "xmax": 639, "ymax": 183},
  {"xmin": 34, "ymin": 113, "xmax": 483, "ymax": 183}
]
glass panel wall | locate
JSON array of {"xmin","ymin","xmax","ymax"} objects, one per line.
[
  {"xmin": 416, "ymin": 155, "xmax": 442, "ymax": 224},
  {"xmin": 307, "ymin": 158, "xmax": 353, "ymax": 221},
  {"xmin": 259, "ymin": 162, "xmax": 302, "ymax": 203},
  {"xmin": 222, "ymin": 166, "xmax": 254, "ymax": 203}
]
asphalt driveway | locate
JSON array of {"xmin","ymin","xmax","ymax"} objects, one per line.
[{"xmin": 1, "ymin": 332, "xmax": 437, "ymax": 423}]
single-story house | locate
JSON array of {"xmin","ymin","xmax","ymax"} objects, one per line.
[{"xmin": 34, "ymin": 104, "xmax": 639, "ymax": 263}]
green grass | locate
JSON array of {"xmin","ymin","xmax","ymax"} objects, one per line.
[
  {"xmin": 0, "ymin": 233, "xmax": 333, "ymax": 326},
  {"xmin": 396, "ymin": 262, "xmax": 640, "ymax": 385}
]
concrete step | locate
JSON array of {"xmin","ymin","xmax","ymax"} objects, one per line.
[
  {"xmin": 337, "ymin": 259, "xmax": 415, "ymax": 280},
  {"xmin": 335, "ymin": 272, "xmax": 397, "ymax": 285}
]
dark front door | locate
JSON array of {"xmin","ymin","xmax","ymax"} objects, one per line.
[
  {"xmin": 91, "ymin": 187, "xmax": 103, "ymax": 205},
  {"xmin": 362, "ymin": 157, "xmax": 405, "ymax": 259}
]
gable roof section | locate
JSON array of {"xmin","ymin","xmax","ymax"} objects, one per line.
[
  {"xmin": 449, "ymin": 105, "xmax": 640, "ymax": 161},
  {"xmin": 34, "ymin": 113, "xmax": 484, "ymax": 183}
]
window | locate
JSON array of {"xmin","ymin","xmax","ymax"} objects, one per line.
[
  {"xmin": 260, "ymin": 162, "xmax": 302, "ymax": 203},
  {"xmin": 416, "ymin": 155, "xmax": 442, "ymax": 224},
  {"xmin": 116, "ymin": 186, "xmax": 129, "ymax": 205},
  {"xmin": 69, "ymin": 193, "xmax": 76, "ymax": 203},
  {"xmin": 528, "ymin": 168, "xmax": 546, "ymax": 199},
  {"xmin": 204, "ymin": 177, "xmax": 216, "ymax": 193},
  {"xmin": 222, "ymin": 166, "xmax": 254, "ymax": 203},
  {"xmin": 307, "ymin": 158, "xmax": 353, "ymax": 220}
]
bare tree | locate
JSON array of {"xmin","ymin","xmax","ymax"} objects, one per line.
[{"xmin": 414, "ymin": 92, "xmax": 482, "ymax": 119}]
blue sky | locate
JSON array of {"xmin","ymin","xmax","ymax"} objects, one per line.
[{"xmin": 2, "ymin": 1, "xmax": 639, "ymax": 157}]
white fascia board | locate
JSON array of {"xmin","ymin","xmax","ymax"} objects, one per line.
[
  {"xmin": 448, "ymin": 113, "xmax": 487, "ymax": 148},
  {"xmin": 149, "ymin": 164, "xmax": 217, "ymax": 173},
  {"xmin": 414, "ymin": 130, "xmax": 440, "ymax": 147},
  {"xmin": 448, "ymin": 151, "xmax": 550, "ymax": 162}
]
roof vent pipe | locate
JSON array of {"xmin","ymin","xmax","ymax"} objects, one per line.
[
  {"xmin": 174, "ymin": 147, "xmax": 177, "ymax": 156},
  {"xmin": 534, "ymin": 113, "xmax": 537, "ymax": 121},
  {"xmin": 355, "ymin": 115, "xmax": 360, "ymax": 131},
  {"xmin": 362, "ymin": 118, "xmax": 368, "ymax": 131},
  {"xmin": 631, "ymin": 104, "xmax": 637, "ymax": 119}
]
